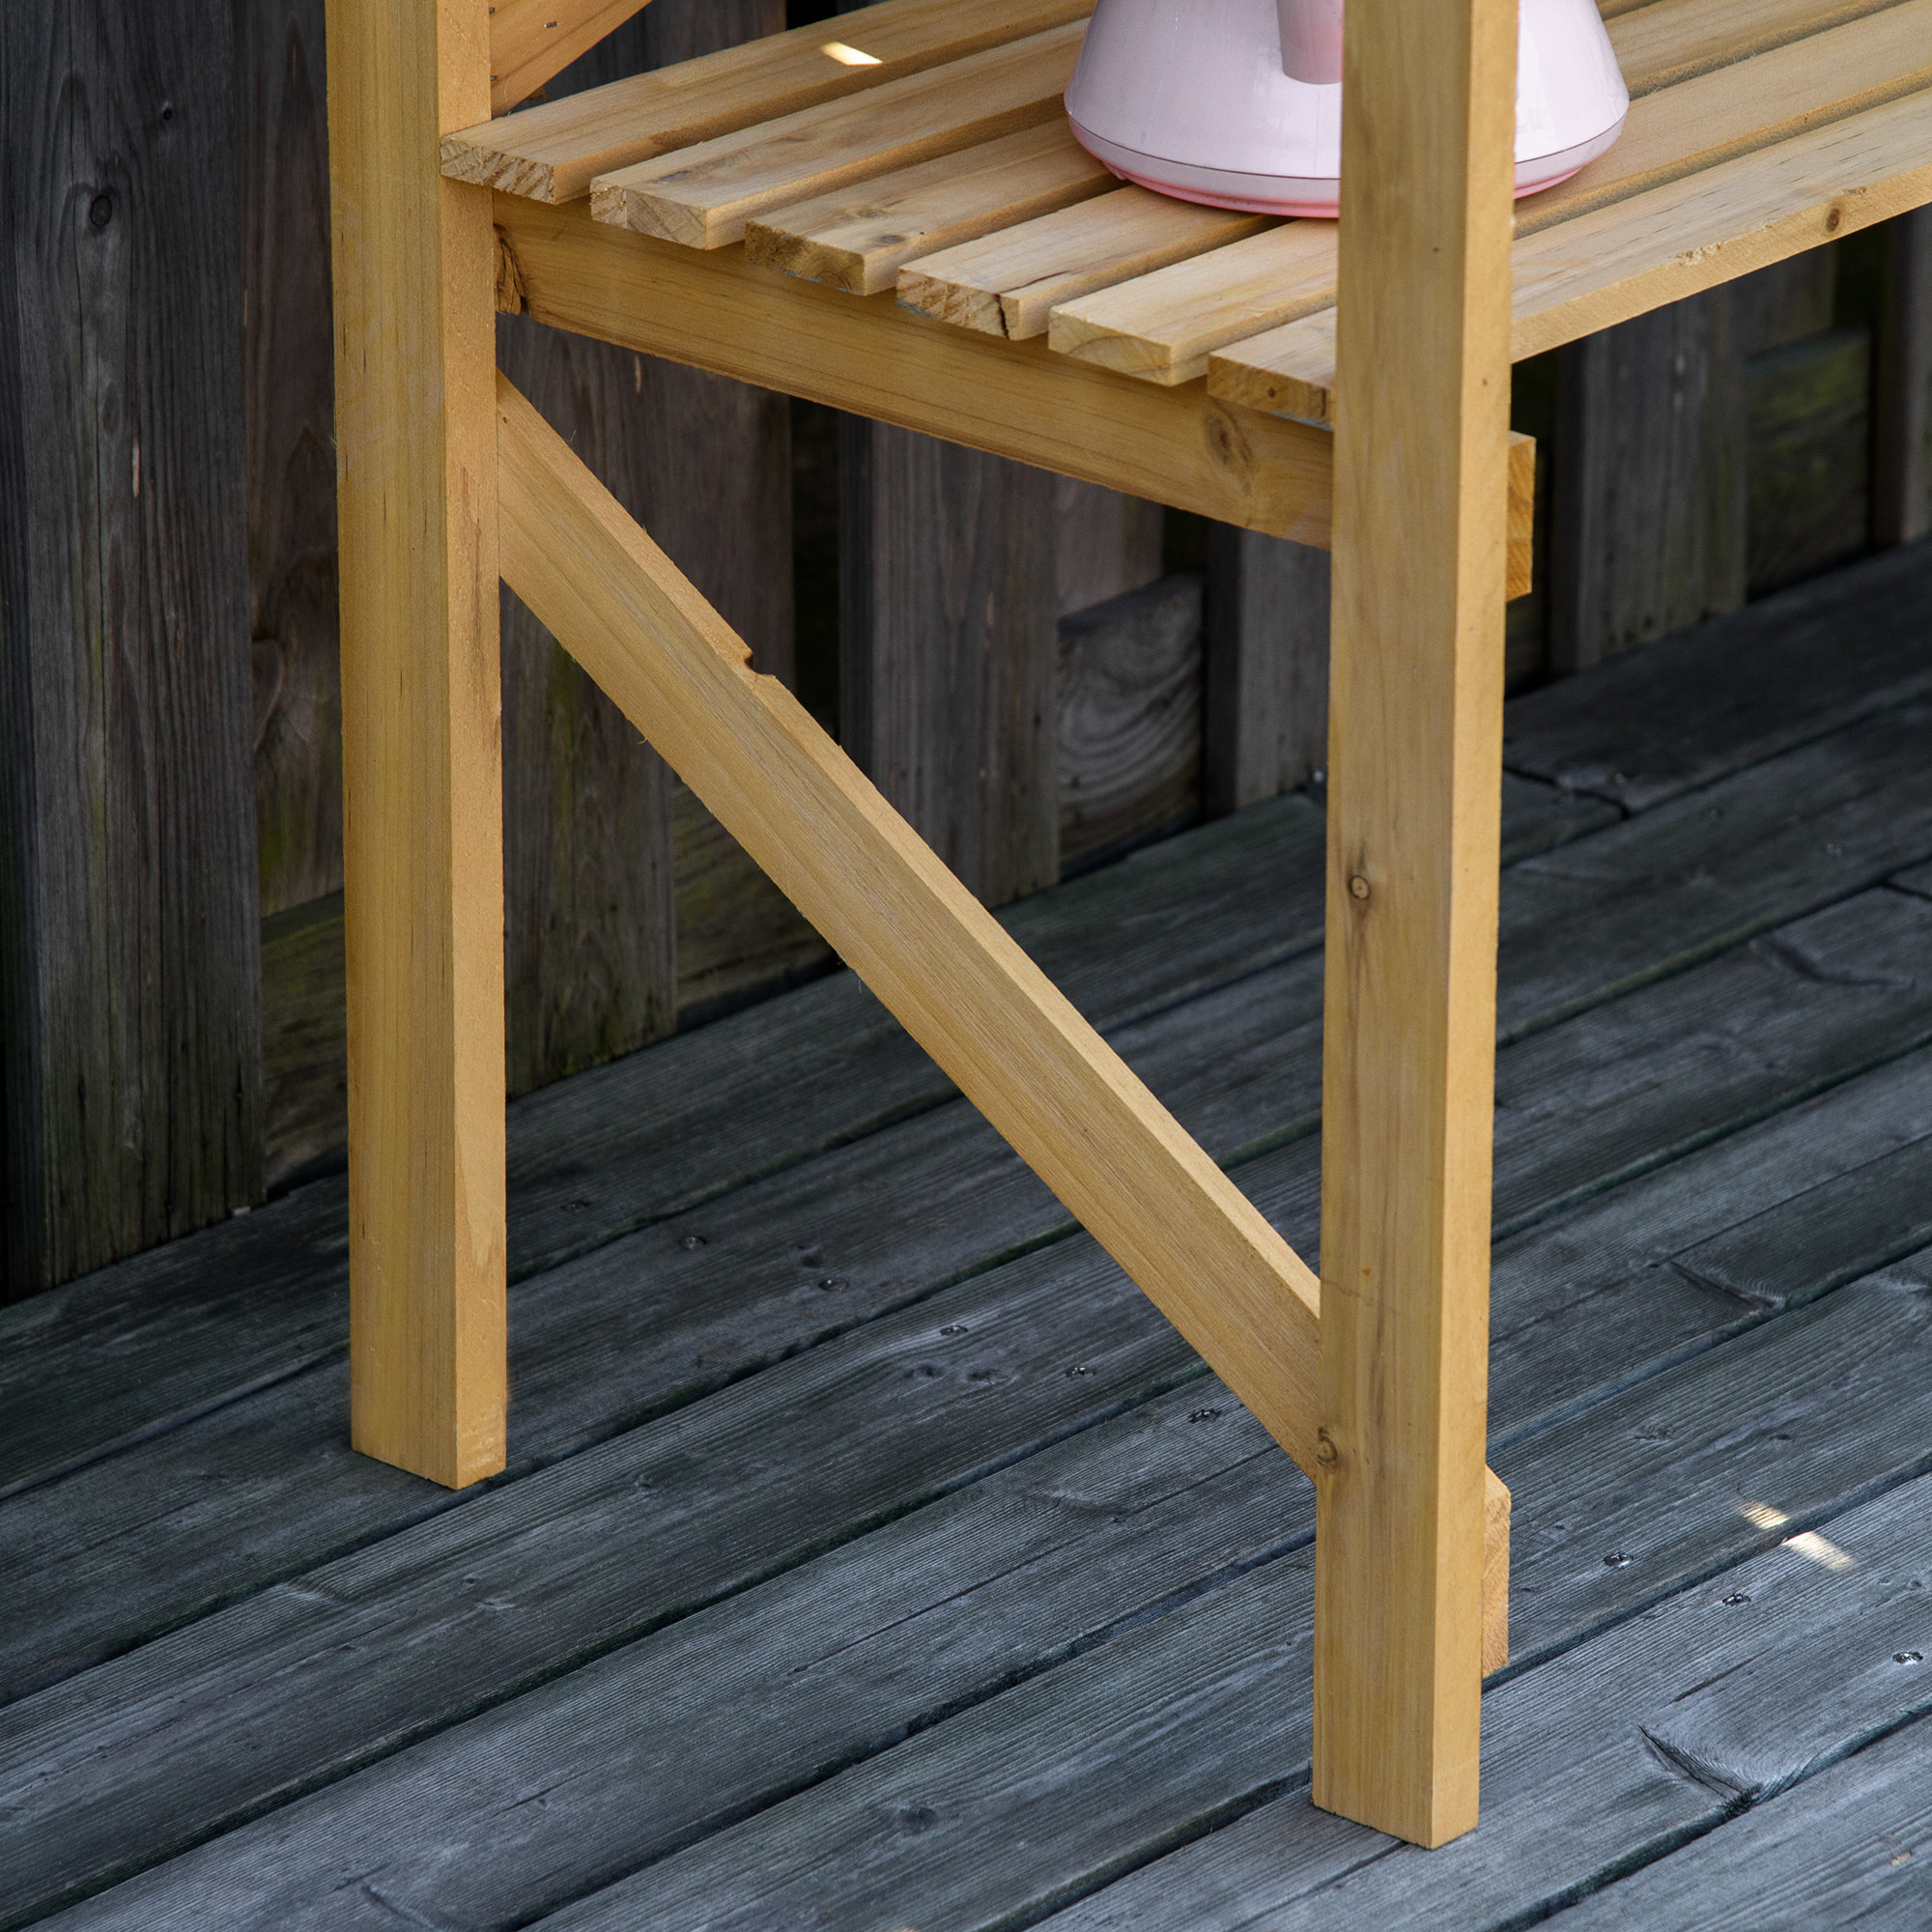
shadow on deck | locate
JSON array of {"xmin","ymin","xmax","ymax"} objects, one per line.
[{"xmin": 6, "ymin": 545, "xmax": 1932, "ymax": 1928}]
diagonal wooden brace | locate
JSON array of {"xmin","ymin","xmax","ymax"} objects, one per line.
[{"xmin": 494, "ymin": 368, "xmax": 1509, "ymax": 1671}]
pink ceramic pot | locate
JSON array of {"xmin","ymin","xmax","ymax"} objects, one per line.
[{"xmin": 1065, "ymin": 0, "xmax": 1629, "ymax": 216}]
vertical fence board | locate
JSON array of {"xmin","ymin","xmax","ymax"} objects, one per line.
[
  {"xmin": 840, "ymin": 422, "xmax": 1060, "ymax": 906},
  {"xmin": 1876, "ymin": 207, "xmax": 1932, "ymax": 548},
  {"xmin": 0, "ymin": 0, "xmax": 261, "ymax": 1297},
  {"xmin": 1202, "ymin": 528, "xmax": 1329, "ymax": 816},
  {"xmin": 237, "ymin": 0, "xmax": 341, "ymax": 921},
  {"xmin": 1549, "ymin": 289, "xmax": 1747, "ymax": 673}
]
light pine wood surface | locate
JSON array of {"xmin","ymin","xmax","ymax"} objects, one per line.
[
  {"xmin": 746, "ymin": 122, "xmax": 1110, "ymax": 296},
  {"xmin": 898, "ymin": 187, "xmax": 1269, "ymax": 339},
  {"xmin": 488, "ymin": 0, "xmax": 651, "ymax": 115},
  {"xmin": 493, "ymin": 194, "xmax": 1337, "ymax": 541},
  {"xmin": 589, "ymin": 22, "xmax": 1084, "ymax": 247},
  {"xmin": 1312, "ymin": 0, "xmax": 1517, "ymax": 1849},
  {"xmin": 494, "ymin": 371, "xmax": 1330, "ymax": 1468},
  {"xmin": 445, "ymin": 0, "xmax": 1090, "ymax": 202},
  {"xmin": 1209, "ymin": 84, "xmax": 1932, "ymax": 419},
  {"xmin": 328, "ymin": 0, "xmax": 506, "ymax": 1489}
]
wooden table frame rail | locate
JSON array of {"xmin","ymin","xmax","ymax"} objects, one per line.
[{"xmin": 325, "ymin": 0, "xmax": 1928, "ymax": 1854}]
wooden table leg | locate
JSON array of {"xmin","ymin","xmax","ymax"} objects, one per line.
[
  {"xmin": 327, "ymin": 0, "xmax": 507, "ymax": 1488},
  {"xmin": 1312, "ymin": 0, "xmax": 1518, "ymax": 1847}
]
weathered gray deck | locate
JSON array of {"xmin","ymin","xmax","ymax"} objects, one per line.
[{"xmin": 6, "ymin": 543, "xmax": 1932, "ymax": 1928}]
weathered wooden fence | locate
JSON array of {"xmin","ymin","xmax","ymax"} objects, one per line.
[{"xmin": 3, "ymin": 0, "xmax": 1929, "ymax": 1299}]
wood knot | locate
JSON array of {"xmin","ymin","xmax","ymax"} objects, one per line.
[
  {"xmin": 1316, "ymin": 1429, "xmax": 1339, "ymax": 1465},
  {"xmin": 1348, "ymin": 874, "xmax": 1370, "ymax": 901},
  {"xmin": 495, "ymin": 229, "xmax": 527, "ymax": 315}
]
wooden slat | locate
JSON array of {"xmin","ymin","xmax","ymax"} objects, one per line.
[
  {"xmin": 898, "ymin": 187, "xmax": 1269, "ymax": 340},
  {"xmin": 493, "ymin": 193, "xmax": 1335, "ymax": 541},
  {"xmin": 489, "ymin": 0, "xmax": 651, "ymax": 115},
  {"xmin": 1046, "ymin": 220, "xmax": 1337, "ymax": 384},
  {"xmin": 444, "ymin": 0, "xmax": 1088, "ymax": 202},
  {"xmin": 1606, "ymin": 0, "xmax": 1909, "ymax": 99},
  {"xmin": 327, "ymin": 0, "xmax": 506, "ymax": 1490},
  {"xmin": 495, "ymin": 369, "xmax": 1331, "ymax": 1471},
  {"xmin": 1211, "ymin": 86, "xmax": 1932, "ymax": 422},
  {"xmin": 587, "ymin": 22, "xmax": 1085, "ymax": 247},
  {"xmin": 744, "ymin": 123, "xmax": 1109, "ymax": 296},
  {"xmin": 1061, "ymin": 1, "xmax": 1932, "ymax": 386},
  {"xmin": 1312, "ymin": 0, "xmax": 1517, "ymax": 1850}
]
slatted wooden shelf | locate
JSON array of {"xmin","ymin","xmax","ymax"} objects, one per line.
[{"xmin": 452, "ymin": 0, "xmax": 1932, "ymax": 457}]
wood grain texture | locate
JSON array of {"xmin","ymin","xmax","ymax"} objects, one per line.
[
  {"xmin": 0, "ymin": 0, "xmax": 263, "ymax": 1297},
  {"xmin": 327, "ymin": 0, "xmax": 505, "ymax": 1488},
  {"xmin": 1202, "ymin": 529, "xmax": 1328, "ymax": 816},
  {"xmin": 1048, "ymin": 221, "xmax": 1339, "ymax": 384},
  {"xmin": 496, "ymin": 0, "xmax": 790, "ymax": 1101},
  {"xmin": 260, "ymin": 892, "xmax": 349, "ymax": 1194},
  {"xmin": 587, "ymin": 23, "xmax": 1083, "ymax": 248},
  {"xmin": 1209, "ymin": 79, "xmax": 1932, "ymax": 421},
  {"xmin": 8, "ymin": 547, "xmax": 1911, "ymax": 1501},
  {"xmin": 897, "ymin": 187, "xmax": 1268, "ymax": 340},
  {"xmin": 1313, "ymin": 0, "xmax": 1517, "ymax": 1848},
  {"xmin": 1041, "ymin": 1391, "xmax": 1932, "ymax": 1932},
  {"xmin": 12, "ymin": 853, "xmax": 1932, "ymax": 1921},
  {"xmin": 1605, "ymin": 0, "xmax": 1913, "ymax": 99},
  {"xmin": 238, "ymin": 0, "xmax": 346, "ymax": 923},
  {"xmin": 497, "ymin": 322, "xmax": 678, "ymax": 1099},
  {"xmin": 494, "ymin": 192, "xmax": 1336, "ymax": 542},
  {"xmin": 1057, "ymin": 575, "xmax": 1203, "ymax": 872},
  {"xmin": 0, "ymin": 791, "xmax": 1331, "ymax": 1512},
  {"xmin": 1054, "ymin": 475, "xmax": 1163, "ymax": 618},
  {"xmin": 1503, "ymin": 539, "xmax": 1932, "ymax": 810},
  {"xmin": 497, "ymin": 370, "xmax": 1330, "ymax": 1467},
  {"xmin": 840, "ymin": 420, "xmax": 1059, "ymax": 905},
  {"xmin": 23, "ymin": 1163, "xmax": 1932, "ymax": 1927},
  {"xmin": 489, "ymin": 0, "xmax": 651, "ymax": 114},
  {"xmin": 444, "ymin": 0, "xmax": 1090, "ymax": 203},
  {"xmin": 1549, "ymin": 290, "xmax": 1746, "ymax": 671},
  {"xmin": 1497, "ymin": 697, "xmax": 1932, "ymax": 1037},
  {"xmin": 504, "ymin": 1321, "xmax": 1932, "ymax": 1932},
  {"xmin": 1552, "ymin": 1709, "xmax": 1932, "ymax": 1927},
  {"xmin": 1875, "ymin": 203, "xmax": 1932, "ymax": 544},
  {"xmin": 1746, "ymin": 324, "xmax": 1872, "ymax": 595},
  {"xmin": 745, "ymin": 122, "xmax": 1110, "ymax": 297}
]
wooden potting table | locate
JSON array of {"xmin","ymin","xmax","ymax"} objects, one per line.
[{"xmin": 325, "ymin": 0, "xmax": 1932, "ymax": 1850}]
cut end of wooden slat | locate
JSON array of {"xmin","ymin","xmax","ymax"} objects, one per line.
[
  {"xmin": 590, "ymin": 180, "xmax": 720, "ymax": 248},
  {"xmin": 441, "ymin": 131, "xmax": 564, "ymax": 204},
  {"xmin": 1508, "ymin": 433, "xmax": 1537, "ymax": 604},
  {"xmin": 896, "ymin": 262, "xmax": 1013, "ymax": 334},
  {"xmin": 1207, "ymin": 324, "xmax": 1336, "ymax": 425},
  {"xmin": 1046, "ymin": 312, "xmax": 1204, "ymax": 384},
  {"xmin": 1483, "ymin": 1467, "xmax": 1510, "ymax": 1676}
]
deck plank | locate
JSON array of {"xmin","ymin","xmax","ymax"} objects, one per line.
[
  {"xmin": 1034, "ymin": 1442, "xmax": 1932, "ymax": 1932},
  {"xmin": 10, "ymin": 895, "xmax": 1932, "ymax": 1918},
  {"xmin": 1500, "ymin": 543, "xmax": 1932, "ymax": 810},
  {"xmin": 5, "ymin": 720, "xmax": 1929, "ymax": 1696},
  {"xmin": 0, "ymin": 769, "xmax": 1605, "ymax": 1504},
  {"xmin": 0, "ymin": 793, "xmax": 1322, "ymax": 1497},
  {"xmin": 23, "ymin": 1265, "xmax": 1932, "ymax": 1930},
  {"xmin": 1496, "ymin": 697, "xmax": 1932, "ymax": 1038},
  {"xmin": 264, "ymin": 1330, "xmax": 1932, "ymax": 1932},
  {"xmin": 1553, "ymin": 1712, "xmax": 1932, "ymax": 1927}
]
